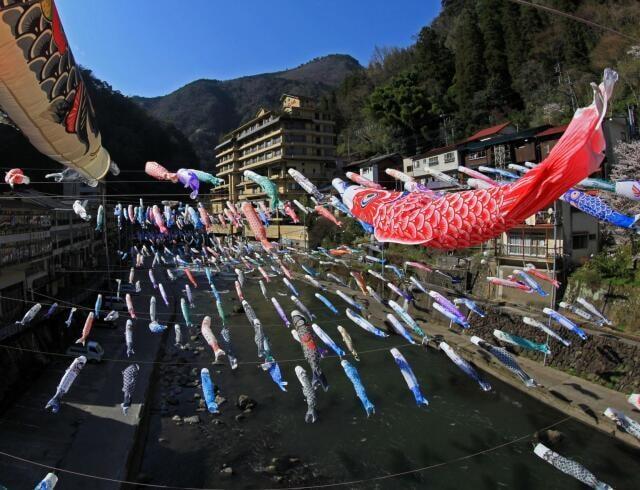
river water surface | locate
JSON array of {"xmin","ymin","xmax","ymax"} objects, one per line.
[{"xmin": 136, "ymin": 270, "xmax": 639, "ymax": 489}]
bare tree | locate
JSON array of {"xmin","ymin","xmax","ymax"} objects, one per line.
[
  {"xmin": 607, "ymin": 140, "xmax": 640, "ymax": 261},
  {"xmin": 611, "ymin": 140, "xmax": 640, "ymax": 215}
]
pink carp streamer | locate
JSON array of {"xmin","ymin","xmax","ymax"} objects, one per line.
[
  {"xmin": 184, "ymin": 269, "xmax": 198, "ymax": 288},
  {"xmin": 283, "ymin": 201, "xmax": 300, "ymax": 223},
  {"xmin": 405, "ymin": 261, "xmax": 433, "ymax": 273},
  {"xmin": 152, "ymin": 205, "xmax": 168, "ymax": 234},
  {"xmin": 314, "ymin": 205, "xmax": 343, "ymax": 227},
  {"xmin": 198, "ymin": 204, "xmax": 212, "ymax": 229},
  {"xmin": 75, "ymin": 312, "xmax": 94, "ymax": 345},
  {"xmin": 201, "ymin": 316, "xmax": 226, "ymax": 363},
  {"xmin": 241, "ymin": 201, "xmax": 273, "ymax": 251},
  {"xmin": 457, "ymin": 166, "xmax": 497, "ymax": 185},
  {"xmin": 346, "ymin": 171, "xmax": 382, "ymax": 189},
  {"xmin": 487, "ymin": 277, "xmax": 532, "ymax": 293},
  {"xmin": 4, "ymin": 168, "xmax": 30, "ymax": 188},
  {"xmin": 145, "ymin": 161, "xmax": 177, "ymax": 182},
  {"xmin": 525, "ymin": 265, "xmax": 561, "ymax": 289},
  {"xmin": 126, "ymin": 293, "xmax": 137, "ymax": 319},
  {"xmin": 341, "ymin": 70, "xmax": 617, "ymax": 250}
]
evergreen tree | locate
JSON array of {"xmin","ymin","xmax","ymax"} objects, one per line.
[
  {"xmin": 477, "ymin": 0, "xmax": 522, "ymax": 115},
  {"xmin": 451, "ymin": 7, "xmax": 487, "ymax": 125}
]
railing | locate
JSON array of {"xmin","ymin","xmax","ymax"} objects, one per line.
[{"xmin": 496, "ymin": 241, "xmax": 562, "ymax": 261}]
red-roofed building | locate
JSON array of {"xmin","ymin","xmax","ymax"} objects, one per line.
[
  {"xmin": 464, "ymin": 121, "xmax": 516, "ymax": 143},
  {"xmin": 536, "ymin": 124, "xmax": 569, "ymax": 160}
]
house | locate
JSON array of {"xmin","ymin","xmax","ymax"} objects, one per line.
[
  {"xmin": 404, "ymin": 145, "xmax": 460, "ymax": 190},
  {"xmin": 344, "ymin": 153, "xmax": 403, "ymax": 189},
  {"xmin": 404, "ymin": 122, "xmax": 516, "ymax": 189},
  {"xmin": 459, "ymin": 125, "xmax": 546, "ymax": 170}
]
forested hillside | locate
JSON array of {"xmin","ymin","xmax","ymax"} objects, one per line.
[{"xmin": 328, "ymin": 0, "xmax": 640, "ymax": 158}]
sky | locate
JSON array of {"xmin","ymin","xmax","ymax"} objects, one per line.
[{"xmin": 56, "ymin": 0, "xmax": 441, "ymax": 97}]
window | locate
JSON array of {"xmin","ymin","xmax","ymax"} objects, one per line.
[
  {"xmin": 406, "ymin": 165, "xmax": 413, "ymax": 172},
  {"xmin": 506, "ymin": 232, "xmax": 547, "ymax": 257},
  {"xmin": 428, "ymin": 156, "xmax": 438, "ymax": 166},
  {"xmin": 467, "ymin": 150, "xmax": 487, "ymax": 161},
  {"xmin": 444, "ymin": 152, "xmax": 455, "ymax": 163},
  {"xmin": 572, "ymin": 233, "xmax": 589, "ymax": 250}
]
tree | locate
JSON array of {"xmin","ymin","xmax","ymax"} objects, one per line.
[
  {"xmin": 367, "ymin": 70, "xmax": 437, "ymax": 154},
  {"xmin": 477, "ymin": 0, "xmax": 522, "ymax": 116},
  {"xmin": 451, "ymin": 7, "xmax": 487, "ymax": 126}
]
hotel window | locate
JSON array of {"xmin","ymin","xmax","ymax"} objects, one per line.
[
  {"xmin": 428, "ymin": 157, "xmax": 438, "ymax": 167},
  {"xmin": 572, "ymin": 233, "xmax": 589, "ymax": 250},
  {"xmin": 444, "ymin": 152, "xmax": 455, "ymax": 163}
]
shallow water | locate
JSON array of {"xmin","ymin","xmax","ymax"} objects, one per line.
[{"xmin": 138, "ymin": 270, "xmax": 639, "ymax": 489}]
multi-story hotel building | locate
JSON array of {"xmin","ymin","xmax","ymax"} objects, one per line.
[{"xmin": 212, "ymin": 95, "xmax": 336, "ymax": 223}]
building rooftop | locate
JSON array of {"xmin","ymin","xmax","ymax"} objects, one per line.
[
  {"xmin": 2, "ymin": 189, "xmax": 62, "ymax": 210},
  {"xmin": 463, "ymin": 125, "xmax": 549, "ymax": 151},
  {"xmin": 412, "ymin": 144, "xmax": 458, "ymax": 160},
  {"xmin": 345, "ymin": 152, "xmax": 402, "ymax": 169},
  {"xmin": 536, "ymin": 124, "xmax": 569, "ymax": 138},
  {"xmin": 464, "ymin": 121, "xmax": 513, "ymax": 142}
]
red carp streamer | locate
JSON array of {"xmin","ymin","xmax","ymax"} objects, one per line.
[{"xmin": 344, "ymin": 70, "xmax": 617, "ymax": 250}]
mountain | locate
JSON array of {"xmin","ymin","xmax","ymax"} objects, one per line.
[{"xmin": 133, "ymin": 54, "xmax": 363, "ymax": 166}]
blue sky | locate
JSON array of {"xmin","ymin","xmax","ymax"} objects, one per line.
[{"xmin": 56, "ymin": 0, "xmax": 440, "ymax": 97}]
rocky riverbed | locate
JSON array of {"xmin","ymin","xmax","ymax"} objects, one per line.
[{"xmin": 129, "ymin": 271, "xmax": 639, "ymax": 489}]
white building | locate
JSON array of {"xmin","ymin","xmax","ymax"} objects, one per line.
[{"xmin": 404, "ymin": 145, "xmax": 460, "ymax": 190}]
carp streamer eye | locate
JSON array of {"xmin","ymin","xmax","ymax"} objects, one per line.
[{"xmin": 361, "ymin": 193, "xmax": 377, "ymax": 207}]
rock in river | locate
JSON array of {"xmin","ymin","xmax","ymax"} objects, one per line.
[{"xmin": 236, "ymin": 394, "xmax": 257, "ymax": 410}]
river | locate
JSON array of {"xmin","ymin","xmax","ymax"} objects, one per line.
[{"xmin": 135, "ymin": 269, "xmax": 639, "ymax": 489}]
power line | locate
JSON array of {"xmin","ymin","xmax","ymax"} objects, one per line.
[
  {"xmin": 0, "ymin": 341, "xmax": 413, "ymax": 366},
  {"xmin": 0, "ymin": 416, "xmax": 572, "ymax": 489},
  {"xmin": 508, "ymin": 0, "xmax": 640, "ymax": 43}
]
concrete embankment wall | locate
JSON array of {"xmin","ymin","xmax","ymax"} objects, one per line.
[
  {"xmin": 410, "ymin": 294, "xmax": 640, "ymax": 394},
  {"xmin": 0, "ymin": 312, "xmax": 74, "ymax": 413},
  {"xmin": 471, "ymin": 307, "xmax": 640, "ymax": 393},
  {"xmin": 565, "ymin": 280, "xmax": 640, "ymax": 335}
]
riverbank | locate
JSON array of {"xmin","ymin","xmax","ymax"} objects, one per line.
[{"xmin": 312, "ymin": 272, "xmax": 640, "ymax": 449}]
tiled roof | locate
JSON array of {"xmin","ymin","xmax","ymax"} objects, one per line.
[
  {"xmin": 464, "ymin": 122, "xmax": 512, "ymax": 142},
  {"xmin": 535, "ymin": 124, "xmax": 568, "ymax": 138}
]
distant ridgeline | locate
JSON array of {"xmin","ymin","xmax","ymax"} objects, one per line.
[{"xmin": 133, "ymin": 54, "xmax": 363, "ymax": 166}]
